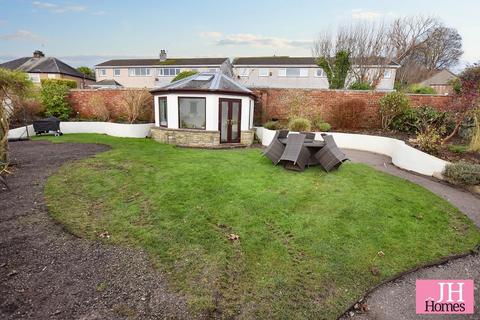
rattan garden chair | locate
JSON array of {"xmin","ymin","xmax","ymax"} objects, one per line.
[
  {"xmin": 262, "ymin": 131, "xmax": 286, "ymax": 165},
  {"xmin": 278, "ymin": 133, "xmax": 311, "ymax": 171},
  {"xmin": 314, "ymin": 135, "xmax": 348, "ymax": 172}
]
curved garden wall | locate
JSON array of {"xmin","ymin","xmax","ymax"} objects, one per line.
[
  {"xmin": 8, "ymin": 122, "xmax": 154, "ymax": 140},
  {"xmin": 255, "ymin": 127, "xmax": 448, "ymax": 177}
]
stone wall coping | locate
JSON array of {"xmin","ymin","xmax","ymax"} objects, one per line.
[{"xmin": 152, "ymin": 126, "xmax": 219, "ymax": 134}]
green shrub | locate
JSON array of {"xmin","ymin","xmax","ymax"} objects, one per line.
[
  {"xmin": 172, "ymin": 70, "xmax": 198, "ymax": 82},
  {"xmin": 349, "ymin": 81, "xmax": 372, "ymax": 90},
  {"xmin": 443, "ymin": 162, "xmax": 480, "ymax": 186},
  {"xmin": 288, "ymin": 117, "xmax": 311, "ymax": 132},
  {"xmin": 263, "ymin": 120, "xmax": 280, "ymax": 130},
  {"xmin": 317, "ymin": 122, "xmax": 331, "ymax": 132},
  {"xmin": 379, "ymin": 91, "xmax": 410, "ymax": 129},
  {"xmin": 406, "ymin": 84, "xmax": 436, "ymax": 94},
  {"xmin": 447, "ymin": 144, "xmax": 468, "ymax": 154},
  {"xmin": 415, "ymin": 126, "xmax": 443, "ymax": 154},
  {"xmin": 41, "ymin": 78, "xmax": 77, "ymax": 89},
  {"xmin": 450, "ymin": 78, "xmax": 462, "ymax": 94},
  {"xmin": 391, "ymin": 106, "xmax": 453, "ymax": 134},
  {"xmin": 40, "ymin": 82, "xmax": 71, "ymax": 120},
  {"xmin": 390, "ymin": 108, "xmax": 419, "ymax": 133}
]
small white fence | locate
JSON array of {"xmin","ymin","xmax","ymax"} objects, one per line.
[
  {"xmin": 255, "ymin": 127, "xmax": 448, "ymax": 177},
  {"xmin": 8, "ymin": 122, "xmax": 155, "ymax": 139}
]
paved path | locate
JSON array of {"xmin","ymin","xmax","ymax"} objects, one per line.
[{"xmin": 342, "ymin": 149, "xmax": 480, "ymax": 320}]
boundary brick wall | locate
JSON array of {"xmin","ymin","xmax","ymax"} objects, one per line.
[
  {"xmin": 68, "ymin": 89, "xmax": 154, "ymax": 122},
  {"xmin": 252, "ymin": 88, "xmax": 453, "ymax": 129},
  {"xmin": 68, "ymin": 88, "xmax": 453, "ymax": 129}
]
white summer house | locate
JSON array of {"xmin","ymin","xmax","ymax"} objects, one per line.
[{"xmin": 150, "ymin": 72, "xmax": 256, "ymax": 148}]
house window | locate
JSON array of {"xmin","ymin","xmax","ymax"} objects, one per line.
[
  {"xmin": 259, "ymin": 68, "xmax": 269, "ymax": 77},
  {"xmin": 279, "ymin": 68, "xmax": 308, "ymax": 77},
  {"xmin": 237, "ymin": 68, "xmax": 249, "ymax": 77},
  {"xmin": 158, "ymin": 97, "xmax": 168, "ymax": 127},
  {"xmin": 99, "ymin": 69, "xmax": 107, "ymax": 76},
  {"xmin": 158, "ymin": 68, "xmax": 180, "ymax": 76},
  {"xmin": 383, "ymin": 70, "xmax": 392, "ymax": 79},
  {"xmin": 178, "ymin": 97, "xmax": 206, "ymax": 129},
  {"xmin": 114, "ymin": 69, "xmax": 121, "ymax": 77},
  {"xmin": 28, "ymin": 73, "xmax": 40, "ymax": 83},
  {"xmin": 128, "ymin": 68, "xmax": 151, "ymax": 76},
  {"xmin": 315, "ymin": 68, "xmax": 327, "ymax": 77}
]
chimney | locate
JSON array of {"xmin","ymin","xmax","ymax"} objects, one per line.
[
  {"xmin": 159, "ymin": 50, "xmax": 167, "ymax": 62},
  {"xmin": 33, "ymin": 50, "xmax": 45, "ymax": 58}
]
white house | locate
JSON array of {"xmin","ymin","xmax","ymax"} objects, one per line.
[
  {"xmin": 232, "ymin": 56, "xmax": 400, "ymax": 90},
  {"xmin": 95, "ymin": 50, "xmax": 232, "ymax": 88},
  {"xmin": 150, "ymin": 72, "xmax": 255, "ymax": 147}
]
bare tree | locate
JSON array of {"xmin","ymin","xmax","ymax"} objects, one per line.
[
  {"xmin": 389, "ymin": 16, "xmax": 462, "ymax": 84},
  {"xmin": 416, "ymin": 27, "xmax": 463, "ymax": 70},
  {"xmin": 313, "ymin": 22, "xmax": 395, "ymax": 88},
  {"xmin": 342, "ymin": 22, "xmax": 395, "ymax": 87},
  {"xmin": 390, "ymin": 16, "xmax": 440, "ymax": 63}
]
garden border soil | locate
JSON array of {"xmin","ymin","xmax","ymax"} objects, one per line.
[{"xmin": 0, "ymin": 140, "xmax": 192, "ymax": 320}]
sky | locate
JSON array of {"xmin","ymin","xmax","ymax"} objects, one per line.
[{"xmin": 0, "ymin": 0, "xmax": 479, "ymax": 68}]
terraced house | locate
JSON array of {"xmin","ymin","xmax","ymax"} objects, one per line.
[
  {"xmin": 95, "ymin": 50, "xmax": 232, "ymax": 88},
  {"xmin": 232, "ymin": 56, "xmax": 400, "ymax": 90}
]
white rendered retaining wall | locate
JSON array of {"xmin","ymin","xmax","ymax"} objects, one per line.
[
  {"xmin": 8, "ymin": 122, "xmax": 154, "ymax": 140},
  {"xmin": 255, "ymin": 127, "xmax": 448, "ymax": 177}
]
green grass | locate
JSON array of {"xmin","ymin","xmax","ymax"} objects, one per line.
[{"xmin": 40, "ymin": 134, "xmax": 480, "ymax": 319}]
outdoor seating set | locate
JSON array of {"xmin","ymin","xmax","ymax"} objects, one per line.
[{"xmin": 262, "ymin": 130, "xmax": 349, "ymax": 172}]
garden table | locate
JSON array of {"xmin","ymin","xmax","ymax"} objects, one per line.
[
  {"xmin": 278, "ymin": 136, "xmax": 325, "ymax": 170},
  {"xmin": 278, "ymin": 138, "xmax": 325, "ymax": 148}
]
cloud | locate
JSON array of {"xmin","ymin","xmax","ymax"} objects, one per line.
[
  {"xmin": 201, "ymin": 32, "xmax": 312, "ymax": 49},
  {"xmin": 199, "ymin": 31, "xmax": 222, "ymax": 39},
  {"xmin": 32, "ymin": 1, "xmax": 87, "ymax": 14},
  {"xmin": 351, "ymin": 9, "xmax": 384, "ymax": 20},
  {"xmin": 92, "ymin": 10, "xmax": 106, "ymax": 16},
  {"xmin": 0, "ymin": 30, "xmax": 43, "ymax": 42}
]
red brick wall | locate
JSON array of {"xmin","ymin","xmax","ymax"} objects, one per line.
[
  {"xmin": 252, "ymin": 88, "xmax": 454, "ymax": 129},
  {"xmin": 68, "ymin": 89, "xmax": 154, "ymax": 121},
  {"xmin": 69, "ymin": 88, "xmax": 453, "ymax": 129}
]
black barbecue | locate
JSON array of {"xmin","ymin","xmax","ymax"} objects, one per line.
[{"xmin": 33, "ymin": 117, "xmax": 63, "ymax": 135}]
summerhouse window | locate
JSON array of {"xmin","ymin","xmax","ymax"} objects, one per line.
[
  {"xmin": 158, "ymin": 98, "xmax": 168, "ymax": 127},
  {"xmin": 178, "ymin": 97, "xmax": 206, "ymax": 130}
]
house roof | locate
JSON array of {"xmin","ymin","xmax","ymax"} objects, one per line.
[
  {"xmin": 90, "ymin": 79, "xmax": 123, "ymax": 87},
  {"xmin": 150, "ymin": 72, "xmax": 254, "ymax": 97},
  {"xmin": 232, "ymin": 56, "xmax": 400, "ymax": 67},
  {"xmin": 420, "ymin": 69, "xmax": 457, "ymax": 86},
  {"xmin": 0, "ymin": 56, "xmax": 95, "ymax": 80},
  {"xmin": 96, "ymin": 58, "xmax": 229, "ymax": 67}
]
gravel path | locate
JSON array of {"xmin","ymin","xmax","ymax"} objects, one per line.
[
  {"xmin": 342, "ymin": 149, "xmax": 480, "ymax": 320},
  {"xmin": 0, "ymin": 141, "xmax": 192, "ymax": 320}
]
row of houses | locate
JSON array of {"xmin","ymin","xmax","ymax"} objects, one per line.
[
  {"xmin": 0, "ymin": 50, "xmax": 456, "ymax": 93},
  {"xmin": 94, "ymin": 50, "xmax": 399, "ymax": 90}
]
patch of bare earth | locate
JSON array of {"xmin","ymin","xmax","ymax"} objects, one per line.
[{"xmin": 0, "ymin": 140, "xmax": 194, "ymax": 320}]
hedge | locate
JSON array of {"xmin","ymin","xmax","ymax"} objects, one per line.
[{"xmin": 41, "ymin": 78, "xmax": 77, "ymax": 89}]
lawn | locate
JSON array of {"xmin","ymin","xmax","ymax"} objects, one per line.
[{"xmin": 40, "ymin": 134, "xmax": 480, "ymax": 319}]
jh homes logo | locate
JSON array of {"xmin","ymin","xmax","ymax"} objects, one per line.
[{"xmin": 416, "ymin": 280, "xmax": 474, "ymax": 314}]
